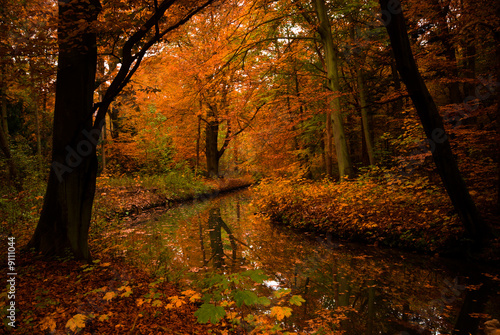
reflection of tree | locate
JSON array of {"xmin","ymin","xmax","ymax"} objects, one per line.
[{"xmin": 207, "ymin": 207, "xmax": 237, "ymax": 269}]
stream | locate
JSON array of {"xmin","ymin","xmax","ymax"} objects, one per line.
[{"xmin": 114, "ymin": 189, "xmax": 499, "ymax": 334}]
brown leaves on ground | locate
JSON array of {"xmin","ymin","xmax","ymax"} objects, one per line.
[{"xmin": 11, "ymin": 251, "xmax": 228, "ymax": 334}]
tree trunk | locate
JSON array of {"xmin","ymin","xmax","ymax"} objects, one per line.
[
  {"xmin": 314, "ymin": 0, "xmax": 353, "ymax": 178},
  {"xmin": 27, "ymin": 0, "xmax": 101, "ymax": 261},
  {"xmin": 350, "ymin": 26, "xmax": 375, "ymax": 166},
  {"xmin": 325, "ymin": 106, "xmax": 334, "ymax": 176},
  {"xmin": 0, "ymin": 66, "xmax": 8, "ymax": 136},
  {"xmin": 206, "ymin": 107, "xmax": 220, "ymax": 178},
  {"xmin": 196, "ymin": 113, "xmax": 201, "ymax": 176},
  {"xmin": 379, "ymin": 0, "xmax": 489, "ymax": 245},
  {"xmin": 0, "ymin": 117, "xmax": 17, "ymax": 183},
  {"xmin": 357, "ymin": 69, "xmax": 375, "ymax": 165},
  {"xmin": 493, "ymin": 3, "xmax": 500, "ymax": 215},
  {"xmin": 389, "ymin": 49, "xmax": 404, "ymax": 116},
  {"xmin": 0, "ymin": 66, "xmax": 17, "ymax": 185}
]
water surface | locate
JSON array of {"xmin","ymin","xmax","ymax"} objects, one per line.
[{"xmin": 115, "ymin": 190, "xmax": 499, "ymax": 334}]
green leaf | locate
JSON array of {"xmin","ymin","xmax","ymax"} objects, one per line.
[
  {"xmin": 289, "ymin": 295, "xmax": 306, "ymax": 306},
  {"xmin": 242, "ymin": 270, "xmax": 268, "ymax": 283},
  {"xmin": 257, "ymin": 296, "xmax": 271, "ymax": 306},
  {"xmin": 194, "ymin": 303, "xmax": 226, "ymax": 324},
  {"xmin": 233, "ymin": 290, "xmax": 258, "ymax": 307}
]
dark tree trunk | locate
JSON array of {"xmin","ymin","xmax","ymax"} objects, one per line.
[
  {"xmin": 0, "ymin": 117, "xmax": 17, "ymax": 184},
  {"xmin": 27, "ymin": 0, "xmax": 101, "ymax": 261},
  {"xmin": 206, "ymin": 108, "xmax": 220, "ymax": 178},
  {"xmin": 379, "ymin": 0, "xmax": 489, "ymax": 245},
  {"xmin": 495, "ymin": 30, "xmax": 500, "ymax": 215}
]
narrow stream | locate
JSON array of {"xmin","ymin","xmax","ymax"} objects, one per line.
[{"xmin": 115, "ymin": 189, "xmax": 499, "ymax": 334}]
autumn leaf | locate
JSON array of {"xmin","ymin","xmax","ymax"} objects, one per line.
[
  {"xmin": 98, "ymin": 313, "xmax": 112, "ymax": 322},
  {"xmin": 118, "ymin": 285, "xmax": 133, "ymax": 297},
  {"xmin": 103, "ymin": 291, "xmax": 116, "ymax": 301},
  {"xmin": 66, "ymin": 314, "xmax": 87, "ymax": 332},
  {"xmin": 270, "ymin": 306, "xmax": 292, "ymax": 321},
  {"xmin": 167, "ymin": 295, "xmax": 185, "ymax": 307},
  {"xmin": 182, "ymin": 289, "xmax": 202, "ymax": 302},
  {"xmin": 40, "ymin": 316, "xmax": 56, "ymax": 332}
]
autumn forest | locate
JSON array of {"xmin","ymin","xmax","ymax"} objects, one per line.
[{"xmin": 1, "ymin": 0, "xmax": 499, "ymax": 334}]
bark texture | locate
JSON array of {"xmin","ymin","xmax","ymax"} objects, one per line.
[{"xmin": 27, "ymin": 0, "xmax": 101, "ymax": 260}]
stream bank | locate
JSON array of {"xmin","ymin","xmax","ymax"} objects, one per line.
[
  {"xmin": 252, "ymin": 175, "xmax": 500, "ymax": 261},
  {"xmin": 94, "ymin": 174, "xmax": 254, "ymax": 220}
]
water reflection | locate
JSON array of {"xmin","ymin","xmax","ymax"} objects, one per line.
[
  {"xmin": 206, "ymin": 207, "xmax": 237, "ymax": 269},
  {"xmin": 117, "ymin": 190, "xmax": 499, "ymax": 334}
]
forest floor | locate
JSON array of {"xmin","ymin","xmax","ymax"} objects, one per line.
[
  {"xmin": 13, "ymin": 250, "xmax": 233, "ymax": 334},
  {"xmin": 1, "ymin": 174, "xmax": 254, "ymax": 334}
]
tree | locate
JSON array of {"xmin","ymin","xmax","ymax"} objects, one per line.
[
  {"xmin": 27, "ymin": 0, "xmax": 215, "ymax": 261},
  {"xmin": 312, "ymin": 0, "xmax": 353, "ymax": 178},
  {"xmin": 378, "ymin": 0, "xmax": 490, "ymax": 245}
]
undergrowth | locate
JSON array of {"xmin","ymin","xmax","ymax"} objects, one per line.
[{"xmin": 252, "ymin": 166, "xmax": 466, "ymax": 253}]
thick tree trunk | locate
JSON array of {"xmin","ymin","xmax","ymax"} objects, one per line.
[
  {"xmin": 314, "ymin": 0, "xmax": 353, "ymax": 178},
  {"xmin": 495, "ymin": 28, "xmax": 500, "ymax": 215},
  {"xmin": 27, "ymin": 0, "xmax": 101, "ymax": 261},
  {"xmin": 379, "ymin": 0, "xmax": 489, "ymax": 245}
]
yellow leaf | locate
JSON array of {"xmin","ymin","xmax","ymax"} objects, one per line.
[
  {"xmin": 270, "ymin": 306, "xmax": 292, "ymax": 321},
  {"xmin": 136, "ymin": 298, "xmax": 145, "ymax": 307},
  {"xmin": 65, "ymin": 314, "xmax": 87, "ymax": 332},
  {"xmin": 119, "ymin": 286, "xmax": 133, "ymax": 297},
  {"xmin": 40, "ymin": 316, "xmax": 56, "ymax": 332},
  {"xmin": 103, "ymin": 291, "xmax": 116, "ymax": 301},
  {"xmin": 189, "ymin": 293, "xmax": 201, "ymax": 302},
  {"xmin": 98, "ymin": 313, "xmax": 112, "ymax": 322},
  {"xmin": 167, "ymin": 295, "xmax": 185, "ymax": 307},
  {"xmin": 181, "ymin": 289, "xmax": 197, "ymax": 296}
]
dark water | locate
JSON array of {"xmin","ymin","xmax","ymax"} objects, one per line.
[{"xmin": 115, "ymin": 190, "xmax": 499, "ymax": 334}]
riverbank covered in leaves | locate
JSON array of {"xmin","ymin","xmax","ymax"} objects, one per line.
[
  {"xmin": 94, "ymin": 173, "xmax": 254, "ymax": 219},
  {"xmin": 252, "ymin": 168, "xmax": 500, "ymax": 259}
]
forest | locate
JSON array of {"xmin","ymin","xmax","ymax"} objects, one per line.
[{"xmin": 0, "ymin": 0, "xmax": 499, "ymax": 334}]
